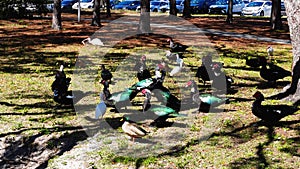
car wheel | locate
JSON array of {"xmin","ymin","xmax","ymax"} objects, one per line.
[
  {"xmin": 153, "ymin": 8, "xmax": 157, "ymax": 12},
  {"xmin": 260, "ymin": 11, "xmax": 264, "ymax": 16}
]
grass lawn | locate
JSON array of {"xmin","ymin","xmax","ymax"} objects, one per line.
[{"xmin": 0, "ymin": 11, "xmax": 299, "ymax": 169}]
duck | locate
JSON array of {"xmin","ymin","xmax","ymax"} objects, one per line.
[
  {"xmin": 154, "ymin": 62, "xmax": 167, "ymax": 89},
  {"xmin": 101, "ymin": 64, "xmax": 113, "ymax": 82},
  {"xmin": 120, "ymin": 116, "xmax": 149, "ymax": 142},
  {"xmin": 141, "ymin": 89, "xmax": 151, "ymax": 113},
  {"xmin": 195, "ymin": 54, "xmax": 222, "ymax": 86},
  {"xmin": 51, "ymin": 65, "xmax": 73, "ymax": 105},
  {"xmin": 185, "ymin": 80, "xmax": 228, "ymax": 112},
  {"xmin": 167, "ymin": 38, "xmax": 188, "ymax": 53},
  {"xmin": 169, "ymin": 55, "xmax": 184, "ymax": 77},
  {"xmin": 95, "ymin": 93, "xmax": 107, "ymax": 119},
  {"xmin": 105, "ymin": 88, "xmax": 137, "ymax": 110},
  {"xmin": 82, "ymin": 37, "xmax": 104, "ymax": 46},
  {"xmin": 131, "ymin": 78, "xmax": 156, "ymax": 91},
  {"xmin": 252, "ymin": 91, "xmax": 298, "ymax": 124},
  {"xmin": 267, "ymin": 45, "xmax": 274, "ymax": 60},
  {"xmin": 165, "ymin": 50, "xmax": 180, "ymax": 61},
  {"xmin": 134, "ymin": 55, "xmax": 151, "ymax": 81},
  {"xmin": 245, "ymin": 56, "xmax": 264, "ymax": 68},
  {"xmin": 196, "ymin": 64, "xmax": 211, "ymax": 86},
  {"xmin": 147, "ymin": 104, "xmax": 185, "ymax": 122},
  {"xmin": 211, "ymin": 63, "xmax": 234, "ymax": 91},
  {"xmin": 260, "ymin": 57, "xmax": 291, "ymax": 83},
  {"xmin": 101, "ymin": 79, "xmax": 111, "ymax": 99}
]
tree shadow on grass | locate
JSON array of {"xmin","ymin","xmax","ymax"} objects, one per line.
[
  {"xmin": 228, "ymin": 119, "xmax": 300, "ymax": 169},
  {"xmin": 108, "ymin": 117, "xmax": 300, "ymax": 169}
]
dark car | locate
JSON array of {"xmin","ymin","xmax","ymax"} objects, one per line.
[
  {"xmin": 61, "ymin": 0, "xmax": 78, "ymax": 11},
  {"xmin": 126, "ymin": 1, "xmax": 140, "ymax": 10},
  {"xmin": 190, "ymin": 0, "xmax": 217, "ymax": 14},
  {"xmin": 114, "ymin": 0, "xmax": 139, "ymax": 10},
  {"xmin": 281, "ymin": 1, "xmax": 286, "ymax": 16}
]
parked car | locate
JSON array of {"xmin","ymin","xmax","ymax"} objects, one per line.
[
  {"xmin": 61, "ymin": 0, "xmax": 78, "ymax": 10},
  {"xmin": 126, "ymin": 1, "xmax": 140, "ymax": 10},
  {"xmin": 190, "ymin": 0, "xmax": 217, "ymax": 14},
  {"xmin": 159, "ymin": 2, "xmax": 170, "ymax": 13},
  {"xmin": 241, "ymin": 0, "xmax": 272, "ymax": 16},
  {"xmin": 114, "ymin": 0, "xmax": 139, "ymax": 10},
  {"xmin": 159, "ymin": 0, "xmax": 185, "ymax": 13},
  {"xmin": 208, "ymin": 0, "xmax": 245, "ymax": 14},
  {"xmin": 109, "ymin": 0, "xmax": 120, "ymax": 9},
  {"xmin": 281, "ymin": 1, "xmax": 286, "ymax": 16},
  {"xmin": 150, "ymin": 1, "xmax": 168, "ymax": 12},
  {"xmin": 72, "ymin": 0, "xmax": 94, "ymax": 9},
  {"xmin": 176, "ymin": 0, "xmax": 184, "ymax": 13}
]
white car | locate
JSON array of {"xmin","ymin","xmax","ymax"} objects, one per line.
[
  {"xmin": 72, "ymin": 0, "xmax": 94, "ymax": 9},
  {"xmin": 209, "ymin": 0, "xmax": 245, "ymax": 14},
  {"xmin": 150, "ymin": 1, "xmax": 168, "ymax": 12},
  {"xmin": 241, "ymin": 1, "xmax": 272, "ymax": 16}
]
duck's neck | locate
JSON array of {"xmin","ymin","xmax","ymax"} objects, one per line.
[
  {"xmin": 252, "ymin": 99, "xmax": 263, "ymax": 110},
  {"xmin": 170, "ymin": 40, "xmax": 174, "ymax": 48}
]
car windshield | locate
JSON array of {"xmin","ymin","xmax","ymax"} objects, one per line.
[
  {"xmin": 247, "ymin": 2, "xmax": 264, "ymax": 7},
  {"xmin": 151, "ymin": 2, "xmax": 160, "ymax": 5},
  {"xmin": 215, "ymin": 0, "xmax": 228, "ymax": 5}
]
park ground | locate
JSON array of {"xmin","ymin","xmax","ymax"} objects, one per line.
[{"xmin": 0, "ymin": 11, "xmax": 299, "ymax": 169}]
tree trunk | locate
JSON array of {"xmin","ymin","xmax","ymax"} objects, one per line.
[
  {"xmin": 52, "ymin": 0, "xmax": 62, "ymax": 30},
  {"xmin": 91, "ymin": 0, "xmax": 101, "ymax": 26},
  {"xmin": 270, "ymin": 0, "xmax": 282, "ymax": 30},
  {"xmin": 183, "ymin": 0, "xmax": 191, "ymax": 18},
  {"xmin": 271, "ymin": 0, "xmax": 300, "ymax": 102},
  {"xmin": 169, "ymin": 0, "xmax": 177, "ymax": 16},
  {"xmin": 106, "ymin": 0, "xmax": 111, "ymax": 17},
  {"xmin": 138, "ymin": 0, "xmax": 151, "ymax": 34},
  {"xmin": 226, "ymin": 0, "xmax": 233, "ymax": 24}
]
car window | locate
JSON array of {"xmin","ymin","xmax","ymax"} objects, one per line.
[
  {"xmin": 266, "ymin": 2, "xmax": 272, "ymax": 6},
  {"xmin": 215, "ymin": 0, "xmax": 228, "ymax": 5},
  {"xmin": 151, "ymin": 2, "xmax": 160, "ymax": 5},
  {"xmin": 247, "ymin": 2, "xmax": 263, "ymax": 7}
]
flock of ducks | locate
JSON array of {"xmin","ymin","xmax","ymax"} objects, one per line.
[{"xmin": 51, "ymin": 38, "xmax": 295, "ymax": 142}]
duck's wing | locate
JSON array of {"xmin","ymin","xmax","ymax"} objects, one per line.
[{"xmin": 123, "ymin": 122, "xmax": 147, "ymax": 137}]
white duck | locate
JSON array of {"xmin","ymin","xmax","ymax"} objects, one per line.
[
  {"xmin": 267, "ymin": 45, "xmax": 274, "ymax": 60},
  {"xmin": 169, "ymin": 55, "xmax": 184, "ymax": 77},
  {"xmin": 95, "ymin": 93, "xmax": 107, "ymax": 119},
  {"xmin": 82, "ymin": 37, "xmax": 104, "ymax": 46}
]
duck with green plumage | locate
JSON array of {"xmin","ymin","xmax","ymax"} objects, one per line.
[
  {"xmin": 185, "ymin": 80, "xmax": 228, "ymax": 112},
  {"xmin": 147, "ymin": 104, "xmax": 186, "ymax": 123}
]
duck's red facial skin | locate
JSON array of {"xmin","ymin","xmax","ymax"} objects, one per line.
[{"xmin": 253, "ymin": 91, "xmax": 262, "ymax": 98}]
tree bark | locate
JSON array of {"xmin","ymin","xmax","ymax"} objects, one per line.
[
  {"xmin": 91, "ymin": 0, "xmax": 101, "ymax": 26},
  {"xmin": 271, "ymin": 0, "xmax": 300, "ymax": 102},
  {"xmin": 270, "ymin": 0, "xmax": 282, "ymax": 30},
  {"xmin": 52, "ymin": 0, "xmax": 62, "ymax": 30},
  {"xmin": 169, "ymin": 0, "xmax": 177, "ymax": 16},
  {"xmin": 183, "ymin": 0, "xmax": 191, "ymax": 18},
  {"xmin": 106, "ymin": 0, "xmax": 111, "ymax": 17},
  {"xmin": 138, "ymin": 0, "xmax": 151, "ymax": 34},
  {"xmin": 226, "ymin": 0, "xmax": 233, "ymax": 24}
]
